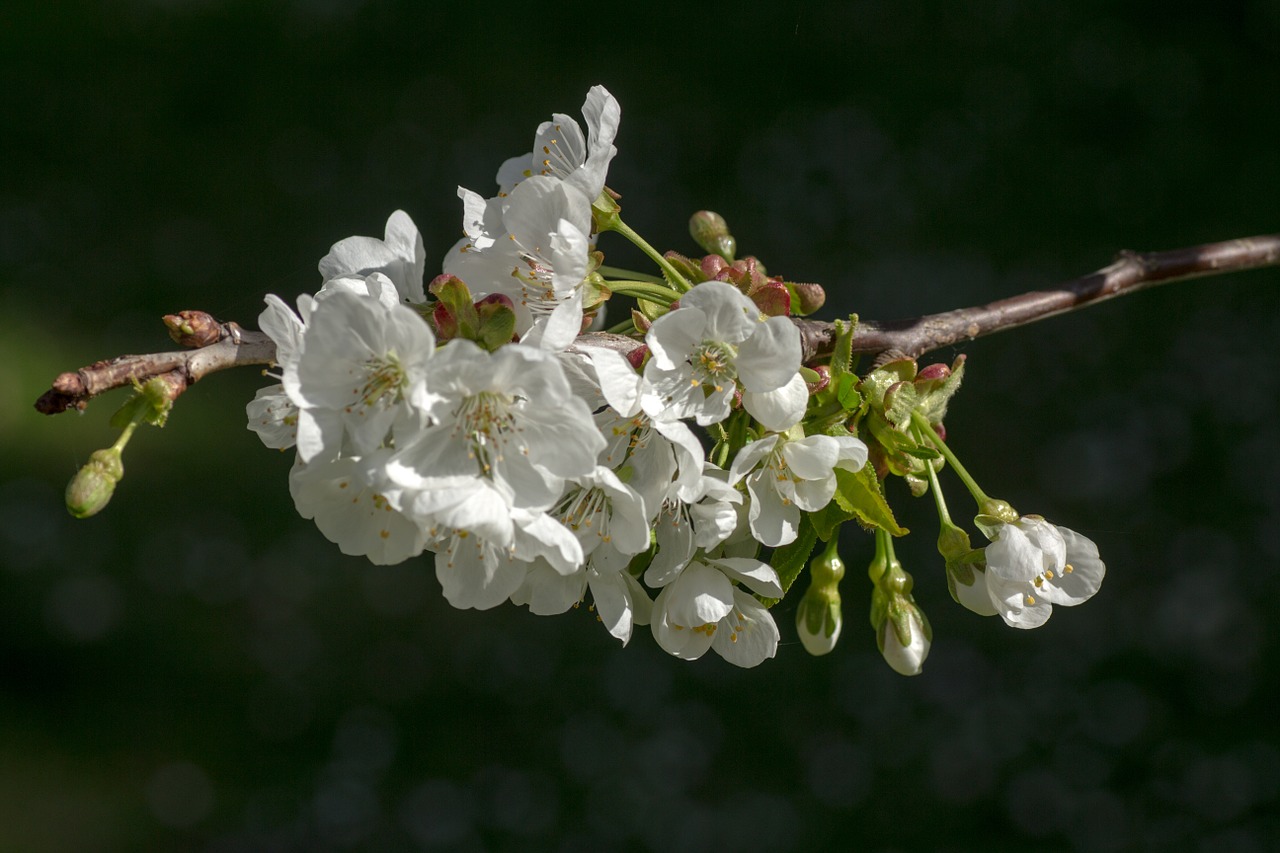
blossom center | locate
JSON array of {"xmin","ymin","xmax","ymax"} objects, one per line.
[
  {"xmin": 356, "ymin": 353, "xmax": 406, "ymax": 410},
  {"xmin": 454, "ymin": 391, "xmax": 519, "ymax": 476},
  {"xmin": 691, "ymin": 341, "xmax": 737, "ymax": 391}
]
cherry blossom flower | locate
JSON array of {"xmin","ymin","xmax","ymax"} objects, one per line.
[
  {"xmin": 445, "ymin": 177, "xmax": 593, "ymax": 351},
  {"xmin": 642, "ymin": 281, "xmax": 808, "ymax": 430},
  {"xmin": 730, "ymin": 431, "xmax": 868, "ymax": 547},
  {"xmin": 319, "ymin": 209, "xmax": 426, "ymax": 304},
  {"xmin": 288, "ymin": 451, "xmax": 427, "ymax": 566},
  {"xmin": 283, "ymin": 289, "xmax": 438, "ymax": 463},
  {"xmin": 495, "ymin": 84, "xmax": 620, "ymax": 203},
  {"xmin": 650, "ymin": 557, "xmax": 783, "ymax": 667},
  {"xmin": 981, "ymin": 516, "xmax": 1105, "ymax": 628}
]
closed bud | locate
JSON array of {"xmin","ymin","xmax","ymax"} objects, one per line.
[
  {"xmin": 66, "ymin": 448, "xmax": 124, "ymax": 519},
  {"xmin": 797, "ymin": 539, "xmax": 846, "ymax": 656},
  {"xmin": 796, "ymin": 584, "xmax": 843, "ymax": 656},
  {"xmin": 163, "ymin": 310, "xmax": 222, "ymax": 348},
  {"xmin": 878, "ymin": 601, "xmax": 931, "ymax": 676},
  {"xmin": 689, "ymin": 210, "xmax": 736, "ymax": 261},
  {"xmin": 787, "ymin": 281, "xmax": 826, "ymax": 316}
]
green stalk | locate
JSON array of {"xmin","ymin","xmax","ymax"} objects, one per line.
[
  {"xmin": 608, "ymin": 219, "xmax": 693, "ymax": 292},
  {"xmin": 910, "ymin": 411, "xmax": 992, "ymax": 507}
]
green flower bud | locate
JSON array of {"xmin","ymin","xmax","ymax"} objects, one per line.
[
  {"xmin": 878, "ymin": 597, "xmax": 931, "ymax": 676},
  {"xmin": 66, "ymin": 448, "xmax": 124, "ymax": 518},
  {"xmin": 796, "ymin": 539, "xmax": 846, "ymax": 656},
  {"xmin": 688, "ymin": 210, "xmax": 736, "ymax": 262}
]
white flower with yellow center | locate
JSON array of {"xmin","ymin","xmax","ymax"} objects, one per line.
[
  {"xmin": 982, "ymin": 516, "xmax": 1105, "ymax": 628},
  {"xmin": 288, "ymin": 451, "xmax": 427, "ymax": 566},
  {"xmin": 642, "ymin": 281, "xmax": 809, "ymax": 431},
  {"xmin": 445, "ymin": 176, "xmax": 593, "ymax": 351},
  {"xmin": 730, "ymin": 431, "xmax": 869, "ymax": 547},
  {"xmin": 650, "ymin": 557, "xmax": 783, "ymax": 667},
  {"xmin": 387, "ymin": 339, "xmax": 604, "ymax": 513},
  {"xmin": 495, "ymin": 84, "xmax": 620, "ymax": 203},
  {"xmin": 284, "ymin": 290, "xmax": 438, "ymax": 463}
]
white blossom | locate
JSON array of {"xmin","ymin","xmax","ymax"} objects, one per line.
[
  {"xmin": 982, "ymin": 516, "xmax": 1105, "ymax": 628},
  {"xmin": 642, "ymin": 281, "xmax": 807, "ymax": 430},
  {"xmin": 289, "ymin": 452, "xmax": 427, "ymax": 566},
  {"xmin": 386, "ymin": 339, "xmax": 605, "ymax": 512},
  {"xmin": 319, "ymin": 209, "xmax": 426, "ymax": 304},
  {"xmin": 445, "ymin": 177, "xmax": 594, "ymax": 351},
  {"xmin": 284, "ymin": 289, "xmax": 438, "ymax": 463},
  {"xmin": 495, "ymin": 84, "xmax": 620, "ymax": 203},
  {"xmin": 730, "ymin": 431, "xmax": 868, "ymax": 547},
  {"xmin": 650, "ymin": 557, "xmax": 783, "ymax": 667}
]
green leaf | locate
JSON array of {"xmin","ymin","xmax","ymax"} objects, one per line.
[
  {"xmin": 832, "ymin": 464, "xmax": 908, "ymax": 536},
  {"xmin": 762, "ymin": 515, "xmax": 819, "ymax": 606},
  {"xmin": 915, "ymin": 355, "xmax": 967, "ymax": 424}
]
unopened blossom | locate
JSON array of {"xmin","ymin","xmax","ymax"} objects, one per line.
[
  {"xmin": 879, "ymin": 608, "xmax": 931, "ymax": 676},
  {"xmin": 730, "ymin": 431, "xmax": 868, "ymax": 547},
  {"xmin": 642, "ymin": 281, "xmax": 808, "ymax": 430},
  {"xmin": 319, "ymin": 209, "xmax": 426, "ymax": 304},
  {"xmin": 495, "ymin": 84, "xmax": 620, "ymax": 203},
  {"xmin": 982, "ymin": 516, "xmax": 1105, "ymax": 628}
]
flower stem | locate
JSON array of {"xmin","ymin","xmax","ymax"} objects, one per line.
[
  {"xmin": 608, "ymin": 218, "xmax": 693, "ymax": 292},
  {"xmin": 597, "ymin": 265, "xmax": 665, "ymax": 285},
  {"xmin": 606, "ymin": 280, "xmax": 679, "ymax": 305},
  {"xmin": 910, "ymin": 411, "xmax": 992, "ymax": 507}
]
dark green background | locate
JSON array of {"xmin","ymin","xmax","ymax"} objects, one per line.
[{"xmin": 3, "ymin": 1, "xmax": 1278, "ymax": 850}]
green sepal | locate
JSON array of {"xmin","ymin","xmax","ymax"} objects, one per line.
[
  {"xmin": 858, "ymin": 358, "xmax": 917, "ymax": 410},
  {"xmin": 475, "ymin": 296, "xmax": 517, "ymax": 351},
  {"xmin": 109, "ymin": 377, "xmax": 172, "ymax": 429},
  {"xmin": 636, "ymin": 297, "xmax": 666, "ymax": 322},
  {"xmin": 832, "ymin": 463, "xmax": 908, "ymax": 536},
  {"xmin": 761, "ymin": 514, "xmax": 819, "ymax": 607},
  {"xmin": 914, "ymin": 355, "xmax": 967, "ymax": 425}
]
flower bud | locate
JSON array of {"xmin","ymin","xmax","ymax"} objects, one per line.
[
  {"xmin": 796, "ymin": 539, "xmax": 846, "ymax": 656},
  {"xmin": 796, "ymin": 584, "xmax": 843, "ymax": 656},
  {"xmin": 878, "ymin": 602, "xmax": 931, "ymax": 676},
  {"xmin": 786, "ymin": 281, "xmax": 826, "ymax": 315},
  {"xmin": 689, "ymin": 210, "xmax": 736, "ymax": 261},
  {"xmin": 66, "ymin": 448, "xmax": 124, "ymax": 518},
  {"xmin": 163, "ymin": 310, "xmax": 222, "ymax": 348}
]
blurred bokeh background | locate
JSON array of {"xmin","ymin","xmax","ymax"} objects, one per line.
[{"xmin": 3, "ymin": 1, "xmax": 1279, "ymax": 850}]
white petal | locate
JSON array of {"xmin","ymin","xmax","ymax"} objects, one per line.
[
  {"xmin": 710, "ymin": 558, "xmax": 783, "ymax": 599},
  {"xmin": 742, "ymin": 373, "xmax": 809, "ymax": 432},
  {"xmin": 1047, "ymin": 525, "xmax": 1105, "ymax": 605},
  {"xmin": 736, "ymin": 316, "xmax": 802, "ymax": 392},
  {"xmin": 679, "ymin": 281, "xmax": 758, "ymax": 344},
  {"xmin": 711, "ymin": 590, "xmax": 780, "ymax": 668}
]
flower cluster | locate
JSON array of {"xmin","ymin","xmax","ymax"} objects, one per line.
[{"xmin": 243, "ymin": 84, "xmax": 1106, "ymax": 671}]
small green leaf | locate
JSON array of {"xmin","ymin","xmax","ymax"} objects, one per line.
[{"xmin": 832, "ymin": 464, "xmax": 908, "ymax": 536}]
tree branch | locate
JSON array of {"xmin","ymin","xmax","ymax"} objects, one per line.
[
  {"xmin": 794, "ymin": 232, "xmax": 1280, "ymax": 362},
  {"xmin": 35, "ymin": 321, "xmax": 276, "ymax": 415},
  {"xmin": 34, "ymin": 233, "xmax": 1280, "ymax": 415}
]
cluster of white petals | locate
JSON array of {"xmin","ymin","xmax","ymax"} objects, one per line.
[
  {"xmin": 241, "ymin": 85, "xmax": 885, "ymax": 668},
  {"xmin": 977, "ymin": 516, "xmax": 1105, "ymax": 628}
]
